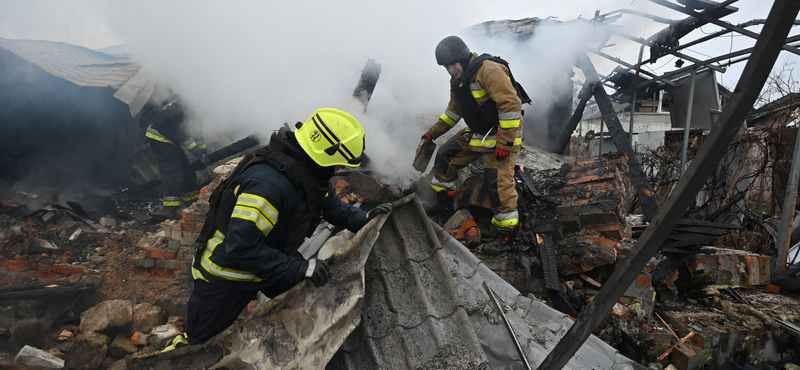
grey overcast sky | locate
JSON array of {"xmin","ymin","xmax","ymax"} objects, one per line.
[{"xmin": 0, "ymin": 0, "xmax": 797, "ymax": 181}]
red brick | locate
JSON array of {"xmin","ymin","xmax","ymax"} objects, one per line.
[
  {"xmin": 3, "ymin": 259, "xmax": 25, "ymax": 270},
  {"xmin": 195, "ymin": 223, "xmax": 204, "ymax": 233},
  {"xmin": 131, "ymin": 331, "xmax": 146, "ymax": 346},
  {"xmin": 181, "ymin": 222, "xmax": 196, "ymax": 232},
  {"xmin": 635, "ymin": 275, "xmax": 652, "ymax": 288},
  {"xmin": 52, "ymin": 264, "xmax": 83, "ymax": 275},
  {"xmin": 181, "ymin": 211, "xmax": 205, "ymax": 223},
  {"xmin": 153, "ymin": 269, "xmax": 176, "ymax": 279},
  {"xmin": 765, "ymin": 284, "xmax": 780, "ymax": 293},
  {"xmin": 566, "ymin": 175, "xmax": 600, "ymax": 185},
  {"xmin": 146, "ymin": 250, "xmax": 177, "ymax": 259},
  {"xmin": 334, "ymin": 180, "xmax": 348, "ymax": 193},
  {"xmin": 586, "ymin": 223, "xmax": 625, "ymax": 240}
]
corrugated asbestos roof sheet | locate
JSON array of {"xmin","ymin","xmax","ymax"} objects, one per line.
[
  {"xmin": 0, "ymin": 37, "xmax": 140, "ymax": 89},
  {"xmin": 328, "ymin": 198, "xmax": 489, "ymax": 369},
  {"xmin": 330, "ymin": 196, "xmax": 646, "ymax": 370}
]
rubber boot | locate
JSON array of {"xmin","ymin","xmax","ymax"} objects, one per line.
[
  {"xmin": 150, "ymin": 205, "xmax": 182, "ymax": 222},
  {"xmin": 481, "ymin": 224, "xmax": 521, "ymax": 255},
  {"xmin": 162, "ymin": 333, "xmax": 188, "ymax": 352}
]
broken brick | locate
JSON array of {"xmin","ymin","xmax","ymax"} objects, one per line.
[
  {"xmin": 765, "ymin": 284, "xmax": 780, "ymax": 293},
  {"xmin": 181, "ymin": 222, "xmax": 196, "ymax": 232},
  {"xmin": 58, "ymin": 330, "xmax": 73, "ymax": 341},
  {"xmin": 145, "ymin": 250, "xmax": 177, "ymax": 260}
]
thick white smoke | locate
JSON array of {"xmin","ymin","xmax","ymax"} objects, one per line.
[{"xmin": 1, "ymin": 0, "xmax": 674, "ymax": 186}]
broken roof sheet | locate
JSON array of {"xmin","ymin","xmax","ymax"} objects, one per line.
[
  {"xmin": 435, "ymin": 223, "xmax": 647, "ymax": 370},
  {"xmin": 0, "ymin": 38, "xmax": 140, "ymax": 89},
  {"xmin": 328, "ymin": 197, "xmax": 488, "ymax": 369},
  {"xmin": 330, "ymin": 196, "xmax": 644, "ymax": 370}
]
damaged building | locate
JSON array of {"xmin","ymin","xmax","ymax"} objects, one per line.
[{"xmin": 2, "ymin": 1, "xmax": 800, "ymax": 370}]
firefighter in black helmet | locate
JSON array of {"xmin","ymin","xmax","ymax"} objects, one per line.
[{"xmin": 421, "ymin": 35, "xmax": 528, "ymax": 255}]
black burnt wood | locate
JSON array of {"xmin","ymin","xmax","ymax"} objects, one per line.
[
  {"xmin": 536, "ymin": 2, "xmax": 800, "ymax": 369},
  {"xmin": 554, "ymin": 81, "xmax": 596, "ymax": 154},
  {"xmin": 0, "ymin": 281, "xmax": 95, "ymax": 302},
  {"xmin": 579, "ymin": 56, "xmax": 661, "ymax": 221}
]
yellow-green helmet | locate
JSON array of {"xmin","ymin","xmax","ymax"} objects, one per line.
[{"xmin": 295, "ymin": 108, "xmax": 365, "ymax": 167}]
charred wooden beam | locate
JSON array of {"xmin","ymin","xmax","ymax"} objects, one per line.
[
  {"xmin": 536, "ymin": 2, "xmax": 800, "ymax": 369},
  {"xmin": 0, "ymin": 281, "xmax": 95, "ymax": 302},
  {"xmin": 352, "ymin": 58, "xmax": 382, "ymax": 112},
  {"xmin": 647, "ymin": 0, "xmax": 738, "ymax": 63}
]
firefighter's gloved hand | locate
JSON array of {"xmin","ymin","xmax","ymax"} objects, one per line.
[
  {"xmin": 295, "ymin": 258, "xmax": 331, "ymax": 287},
  {"xmin": 421, "ymin": 133, "xmax": 433, "ymax": 144},
  {"xmin": 366, "ymin": 203, "xmax": 392, "ymax": 222},
  {"xmin": 191, "ymin": 154, "xmax": 212, "ymax": 171},
  {"xmin": 495, "ymin": 147, "xmax": 509, "ymax": 160}
]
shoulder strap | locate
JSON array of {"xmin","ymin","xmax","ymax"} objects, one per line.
[{"xmin": 194, "ymin": 149, "xmax": 266, "ymax": 245}]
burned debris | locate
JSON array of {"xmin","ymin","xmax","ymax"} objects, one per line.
[{"xmin": 1, "ymin": 0, "xmax": 800, "ymax": 369}]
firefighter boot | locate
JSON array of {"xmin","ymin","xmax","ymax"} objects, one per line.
[
  {"xmin": 150, "ymin": 203, "xmax": 183, "ymax": 222},
  {"xmin": 162, "ymin": 333, "xmax": 188, "ymax": 352},
  {"xmin": 424, "ymin": 190, "xmax": 455, "ymax": 219},
  {"xmin": 481, "ymin": 224, "xmax": 521, "ymax": 255}
]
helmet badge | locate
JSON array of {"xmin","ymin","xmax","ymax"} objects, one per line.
[{"xmin": 310, "ymin": 130, "xmax": 322, "ymax": 142}]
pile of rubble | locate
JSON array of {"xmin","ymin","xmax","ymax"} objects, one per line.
[{"xmin": 0, "ymin": 144, "xmax": 799, "ymax": 369}]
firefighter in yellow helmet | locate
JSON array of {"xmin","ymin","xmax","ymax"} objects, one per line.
[
  {"xmin": 164, "ymin": 108, "xmax": 391, "ymax": 350},
  {"xmin": 420, "ymin": 35, "xmax": 530, "ymax": 255}
]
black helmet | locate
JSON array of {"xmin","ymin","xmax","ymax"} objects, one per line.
[{"xmin": 435, "ymin": 36, "xmax": 470, "ymax": 66}]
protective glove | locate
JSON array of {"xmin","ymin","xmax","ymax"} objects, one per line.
[
  {"xmin": 421, "ymin": 133, "xmax": 433, "ymax": 144},
  {"xmin": 494, "ymin": 131, "xmax": 509, "ymax": 160},
  {"xmin": 294, "ymin": 258, "xmax": 331, "ymax": 287},
  {"xmin": 366, "ymin": 203, "xmax": 392, "ymax": 222},
  {"xmin": 192, "ymin": 154, "xmax": 212, "ymax": 171},
  {"xmin": 495, "ymin": 147, "xmax": 509, "ymax": 160}
]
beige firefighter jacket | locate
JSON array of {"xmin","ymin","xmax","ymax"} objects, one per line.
[{"xmin": 426, "ymin": 52, "xmax": 524, "ymax": 153}]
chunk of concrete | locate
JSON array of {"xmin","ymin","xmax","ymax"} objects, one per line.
[
  {"xmin": 66, "ymin": 332, "xmax": 107, "ymax": 370},
  {"xmin": 13, "ymin": 346, "xmax": 60, "ymax": 367},
  {"xmin": 80, "ymin": 299, "xmax": 133, "ymax": 334},
  {"xmin": 108, "ymin": 334, "xmax": 138, "ymax": 358},
  {"xmin": 132, "ymin": 302, "xmax": 167, "ymax": 334},
  {"xmin": 108, "ymin": 359, "xmax": 129, "ymax": 370},
  {"xmin": 99, "ymin": 217, "xmax": 116, "ymax": 228},
  {"xmin": 10, "ymin": 318, "xmax": 45, "ymax": 352},
  {"xmin": 14, "ymin": 345, "xmax": 65, "ymax": 368},
  {"xmin": 147, "ymin": 323, "xmax": 181, "ymax": 349},
  {"xmin": 443, "ymin": 209, "xmax": 474, "ymax": 233}
]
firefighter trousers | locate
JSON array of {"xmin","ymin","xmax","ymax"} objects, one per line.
[
  {"xmin": 431, "ymin": 130, "xmax": 519, "ymax": 217},
  {"xmin": 186, "ymin": 279, "xmax": 290, "ymax": 345},
  {"xmin": 149, "ymin": 139, "xmax": 198, "ymax": 207}
]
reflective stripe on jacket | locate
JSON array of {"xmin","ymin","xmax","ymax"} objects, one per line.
[{"xmin": 191, "ymin": 157, "xmax": 368, "ymax": 291}]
